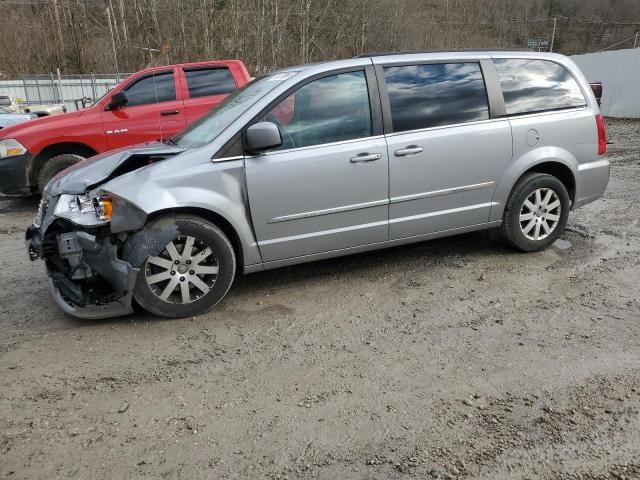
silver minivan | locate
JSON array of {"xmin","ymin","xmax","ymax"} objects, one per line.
[{"xmin": 26, "ymin": 51, "xmax": 609, "ymax": 319}]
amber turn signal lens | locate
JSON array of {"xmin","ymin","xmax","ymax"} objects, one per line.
[
  {"xmin": 6, "ymin": 147, "xmax": 25, "ymax": 156},
  {"xmin": 92, "ymin": 196, "xmax": 113, "ymax": 221}
]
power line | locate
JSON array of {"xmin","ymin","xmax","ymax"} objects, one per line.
[{"xmin": 598, "ymin": 35, "xmax": 638, "ymax": 52}]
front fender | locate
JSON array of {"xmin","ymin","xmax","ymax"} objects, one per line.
[
  {"xmin": 489, "ymin": 146, "xmax": 578, "ymax": 222},
  {"xmin": 104, "ymin": 157, "xmax": 263, "ymax": 268},
  {"xmin": 150, "ymin": 187, "xmax": 262, "ymax": 267}
]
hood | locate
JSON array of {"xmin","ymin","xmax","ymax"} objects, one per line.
[
  {"xmin": 46, "ymin": 142, "xmax": 186, "ymax": 196},
  {"xmin": 0, "ymin": 108, "xmax": 87, "ymax": 140}
]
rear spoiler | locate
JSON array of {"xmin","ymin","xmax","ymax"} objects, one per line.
[{"xmin": 589, "ymin": 82, "xmax": 603, "ymax": 106}]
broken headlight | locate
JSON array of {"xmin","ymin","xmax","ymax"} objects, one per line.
[
  {"xmin": 53, "ymin": 194, "xmax": 111, "ymax": 226},
  {"xmin": 92, "ymin": 196, "xmax": 113, "ymax": 221}
]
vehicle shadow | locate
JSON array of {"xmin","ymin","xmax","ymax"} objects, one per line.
[
  {"xmin": 231, "ymin": 228, "xmax": 512, "ymax": 295},
  {"xmin": 0, "ymin": 195, "xmax": 40, "ymax": 214},
  {"xmin": 67, "ymin": 228, "xmax": 513, "ymax": 328}
]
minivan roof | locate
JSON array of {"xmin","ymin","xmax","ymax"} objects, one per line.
[
  {"xmin": 270, "ymin": 50, "xmax": 576, "ymax": 81},
  {"xmin": 354, "ymin": 48, "xmax": 535, "ymax": 58}
]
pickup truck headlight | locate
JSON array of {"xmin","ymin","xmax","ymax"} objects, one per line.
[
  {"xmin": 54, "ymin": 194, "xmax": 111, "ymax": 226},
  {"xmin": 0, "ymin": 139, "xmax": 27, "ymax": 159}
]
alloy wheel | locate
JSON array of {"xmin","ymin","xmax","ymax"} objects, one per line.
[
  {"xmin": 144, "ymin": 236, "xmax": 219, "ymax": 304},
  {"xmin": 519, "ymin": 187, "xmax": 562, "ymax": 241}
]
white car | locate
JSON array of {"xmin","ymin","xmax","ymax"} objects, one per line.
[
  {"xmin": 0, "ymin": 95, "xmax": 20, "ymax": 113},
  {"xmin": 0, "ymin": 95, "xmax": 65, "ymax": 117},
  {"xmin": 21, "ymin": 103, "xmax": 67, "ymax": 117}
]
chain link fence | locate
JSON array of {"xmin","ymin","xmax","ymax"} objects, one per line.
[{"xmin": 0, "ymin": 73, "xmax": 131, "ymax": 112}]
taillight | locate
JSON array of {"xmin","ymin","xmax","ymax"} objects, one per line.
[{"xmin": 596, "ymin": 114, "xmax": 606, "ymax": 156}]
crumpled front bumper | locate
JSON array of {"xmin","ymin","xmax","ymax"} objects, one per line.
[
  {"xmin": 26, "ymin": 224, "xmax": 138, "ymax": 320},
  {"xmin": 46, "ymin": 278, "xmax": 135, "ymax": 320}
]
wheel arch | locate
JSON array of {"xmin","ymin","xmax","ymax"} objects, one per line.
[
  {"xmin": 146, "ymin": 206, "xmax": 246, "ymax": 274},
  {"xmin": 28, "ymin": 142, "xmax": 98, "ymax": 186},
  {"xmin": 519, "ymin": 161, "xmax": 576, "ymax": 203},
  {"xmin": 490, "ymin": 150, "xmax": 578, "ymax": 223}
]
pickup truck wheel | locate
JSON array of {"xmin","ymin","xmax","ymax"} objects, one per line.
[
  {"xmin": 133, "ymin": 215, "xmax": 236, "ymax": 318},
  {"xmin": 37, "ymin": 153, "xmax": 85, "ymax": 192},
  {"xmin": 501, "ymin": 173, "xmax": 570, "ymax": 252}
]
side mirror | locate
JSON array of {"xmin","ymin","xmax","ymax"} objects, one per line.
[
  {"xmin": 107, "ymin": 91, "xmax": 128, "ymax": 110},
  {"xmin": 246, "ymin": 122, "xmax": 282, "ymax": 153}
]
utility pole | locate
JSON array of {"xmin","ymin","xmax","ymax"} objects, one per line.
[
  {"xmin": 550, "ymin": 17, "xmax": 558, "ymax": 53},
  {"xmin": 106, "ymin": 7, "xmax": 119, "ymax": 76},
  {"xmin": 52, "ymin": 0, "xmax": 66, "ymax": 69}
]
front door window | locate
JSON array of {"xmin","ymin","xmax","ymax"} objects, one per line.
[{"xmin": 260, "ymin": 71, "xmax": 372, "ymax": 150}]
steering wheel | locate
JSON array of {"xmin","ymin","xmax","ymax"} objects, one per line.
[{"xmin": 265, "ymin": 114, "xmax": 295, "ymax": 150}]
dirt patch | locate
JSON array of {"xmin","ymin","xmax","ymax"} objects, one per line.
[{"xmin": 1, "ymin": 119, "xmax": 639, "ymax": 479}]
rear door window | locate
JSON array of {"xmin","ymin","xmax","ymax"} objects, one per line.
[
  {"xmin": 124, "ymin": 71, "xmax": 176, "ymax": 107},
  {"xmin": 184, "ymin": 67, "xmax": 237, "ymax": 98},
  {"xmin": 494, "ymin": 59, "xmax": 586, "ymax": 115},
  {"xmin": 383, "ymin": 63, "xmax": 490, "ymax": 132}
]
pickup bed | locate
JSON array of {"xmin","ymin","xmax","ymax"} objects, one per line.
[{"xmin": 0, "ymin": 60, "xmax": 251, "ymax": 195}]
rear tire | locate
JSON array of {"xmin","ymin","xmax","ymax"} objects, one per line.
[
  {"xmin": 133, "ymin": 215, "xmax": 236, "ymax": 318},
  {"xmin": 501, "ymin": 173, "xmax": 570, "ymax": 252},
  {"xmin": 37, "ymin": 153, "xmax": 85, "ymax": 192}
]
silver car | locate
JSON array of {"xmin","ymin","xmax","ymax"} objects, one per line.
[
  {"xmin": 0, "ymin": 106, "xmax": 35, "ymax": 129},
  {"xmin": 26, "ymin": 51, "xmax": 609, "ymax": 319}
]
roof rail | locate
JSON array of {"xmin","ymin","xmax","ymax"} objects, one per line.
[{"xmin": 354, "ymin": 48, "xmax": 535, "ymax": 58}]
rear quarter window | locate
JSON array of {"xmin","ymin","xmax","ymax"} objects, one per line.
[{"xmin": 494, "ymin": 59, "xmax": 586, "ymax": 116}]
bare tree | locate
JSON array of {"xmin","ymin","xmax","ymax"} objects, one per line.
[{"xmin": 0, "ymin": 0, "xmax": 638, "ymax": 77}]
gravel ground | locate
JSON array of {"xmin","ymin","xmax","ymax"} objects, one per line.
[{"xmin": 1, "ymin": 119, "xmax": 639, "ymax": 480}]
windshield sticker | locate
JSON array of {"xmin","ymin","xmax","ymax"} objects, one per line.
[{"xmin": 268, "ymin": 72, "xmax": 297, "ymax": 81}]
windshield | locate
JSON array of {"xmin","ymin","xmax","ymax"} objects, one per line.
[{"xmin": 172, "ymin": 72, "xmax": 298, "ymax": 149}]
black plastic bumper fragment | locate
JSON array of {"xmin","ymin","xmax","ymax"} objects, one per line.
[
  {"xmin": 51, "ymin": 272, "xmax": 87, "ymax": 306},
  {"xmin": 28, "ymin": 226, "xmax": 138, "ymax": 318},
  {"xmin": 0, "ymin": 152, "xmax": 32, "ymax": 195},
  {"xmin": 74, "ymin": 232, "xmax": 134, "ymax": 298},
  {"xmin": 121, "ymin": 215, "xmax": 179, "ymax": 268}
]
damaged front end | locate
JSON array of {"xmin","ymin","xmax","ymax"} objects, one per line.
[
  {"xmin": 26, "ymin": 195, "xmax": 138, "ymax": 318},
  {"xmin": 26, "ymin": 143, "xmax": 183, "ymax": 319}
]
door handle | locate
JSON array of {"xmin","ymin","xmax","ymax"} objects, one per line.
[
  {"xmin": 350, "ymin": 152, "xmax": 382, "ymax": 163},
  {"xmin": 394, "ymin": 145, "xmax": 424, "ymax": 157},
  {"xmin": 160, "ymin": 110, "xmax": 180, "ymax": 116}
]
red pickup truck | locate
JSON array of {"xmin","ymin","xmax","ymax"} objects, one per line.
[{"xmin": 0, "ymin": 60, "xmax": 251, "ymax": 195}]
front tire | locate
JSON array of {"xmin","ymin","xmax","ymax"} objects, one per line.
[
  {"xmin": 501, "ymin": 173, "xmax": 570, "ymax": 252},
  {"xmin": 133, "ymin": 215, "xmax": 236, "ymax": 318},
  {"xmin": 37, "ymin": 153, "xmax": 85, "ymax": 192}
]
